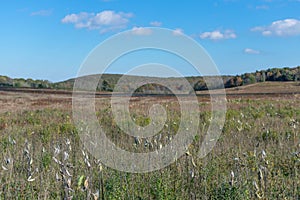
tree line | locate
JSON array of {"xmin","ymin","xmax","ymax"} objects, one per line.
[{"xmin": 1, "ymin": 66, "xmax": 299, "ymax": 92}]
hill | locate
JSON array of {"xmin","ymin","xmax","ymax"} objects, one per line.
[{"xmin": 1, "ymin": 66, "xmax": 300, "ymax": 93}]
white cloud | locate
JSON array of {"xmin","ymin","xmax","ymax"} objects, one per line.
[
  {"xmin": 251, "ymin": 18, "xmax": 300, "ymax": 36},
  {"xmin": 131, "ymin": 27, "xmax": 153, "ymax": 35},
  {"xmin": 31, "ymin": 9, "xmax": 52, "ymax": 16},
  {"xmin": 244, "ymin": 48, "xmax": 260, "ymax": 54},
  {"xmin": 150, "ymin": 21, "xmax": 162, "ymax": 27},
  {"xmin": 200, "ymin": 30, "xmax": 237, "ymax": 40},
  {"xmin": 61, "ymin": 11, "xmax": 133, "ymax": 33},
  {"xmin": 172, "ymin": 28, "xmax": 184, "ymax": 36}
]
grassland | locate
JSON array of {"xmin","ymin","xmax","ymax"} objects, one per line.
[{"xmin": 0, "ymin": 82, "xmax": 299, "ymax": 199}]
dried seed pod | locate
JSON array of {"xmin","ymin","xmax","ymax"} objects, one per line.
[
  {"xmin": 55, "ymin": 173, "xmax": 61, "ymax": 181},
  {"xmin": 65, "ymin": 168, "xmax": 72, "ymax": 177},
  {"xmin": 185, "ymin": 150, "xmax": 192, "ymax": 156},
  {"xmin": 64, "ymin": 151, "xmax": 69, "ymax": 161},
  {"xmin": 27, "ymin": 176, "xmax": 36, "ymax": 182},
  {"xmin": 84, "ymin": 177, "xmax": 89, "ymax": 190},
  {"xmin": 191, "ymin": 157, "xmax": 197, "ymax": 168},
  {"xmin": 92, "ymin": 190, "xmax": 99, "ymax": 200}
]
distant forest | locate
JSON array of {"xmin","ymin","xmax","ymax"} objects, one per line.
[{"xmin": 1, "ymin": 66, "xmax": 300, "ymax": 93}]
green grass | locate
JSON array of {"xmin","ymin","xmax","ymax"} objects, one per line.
[{"xmin": 0, "ymin": 98, "xmax": 299, "ymax": 199}]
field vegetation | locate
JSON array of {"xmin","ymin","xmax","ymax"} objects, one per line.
[{"xmin": 0, "ymin": 81, "xmax": 299, "ymax": 199}]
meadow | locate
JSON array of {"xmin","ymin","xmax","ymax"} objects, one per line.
[{"xmin": 0, "ymin": 82, "xmax": 299, "ymax": 199}]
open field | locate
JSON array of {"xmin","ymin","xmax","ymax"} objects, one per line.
[{"xmin": 0, "ymin": 82, "xmax": 299, "ymax": 199}]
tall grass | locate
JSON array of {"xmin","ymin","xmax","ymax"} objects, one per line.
[{"xmin": 0, "ymin": 98, "xmax": 299, "ymax": 199}]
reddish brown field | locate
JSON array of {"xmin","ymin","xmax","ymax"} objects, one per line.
[{"xmin": 1, "ymin": 81, "xmax": 299, "ymax": 113}]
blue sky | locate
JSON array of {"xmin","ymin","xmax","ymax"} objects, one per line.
[{"xmin": 1, "ymin": 0, "xmax": 300, "ymax": 82}]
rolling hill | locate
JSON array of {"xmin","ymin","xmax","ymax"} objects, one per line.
[{"xmin": 1, "ymin": 66, "xmax": 300, "ymax": 93}]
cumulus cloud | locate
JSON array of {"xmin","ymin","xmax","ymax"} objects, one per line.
[
  {"xmin": 131, "ymin": 27, "xmax": 153, "ymax": 35},
  {"xmin": 251, "ymin": 18, "xmax": 300, "ymax": 36},
  {"xmin": 200, "ymin": 30, "xmax": 237, "ymax": 40},
  {"xmin": 172, "ymin": 28, "xmax": 184, "ymax": 36},
  {"xmin": 244, "ymin": 48, "xmax": 260, "ymax": 54},
  {"xmin": 150, "ymin": 21, "xmax": 162, "ymax": 27},
  {"xmin": 61, "ymin": 10, "xmax": 133, "ymax": 33},
  {"xmin": 31, "ymin": 9, "xmax": 52, "ymax": 16}
]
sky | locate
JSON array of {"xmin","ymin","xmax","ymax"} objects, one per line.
[{"xmin": 1, "ymin": 0, "xmax": 300, "ymax": 82}]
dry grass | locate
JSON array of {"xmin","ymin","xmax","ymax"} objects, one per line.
[{"xmin": 0, "ymin": 82, "xmax": 299, "ymax": 199}]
